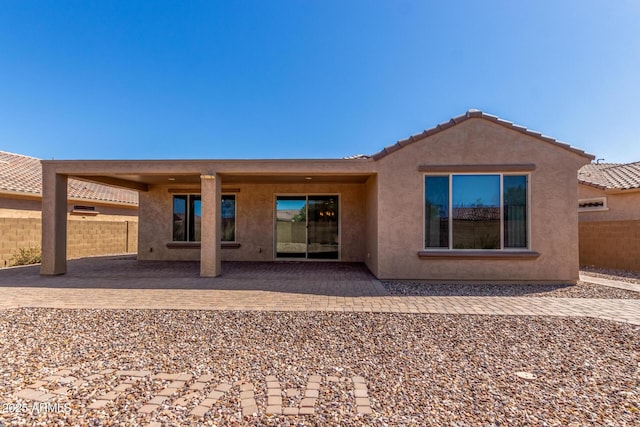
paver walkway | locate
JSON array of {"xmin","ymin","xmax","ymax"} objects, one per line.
[
  {"xmin": 579, "ymin": 273, "xmax": 640, "ymax": 293},
  {"xmin": 0, "ymin": 257, "xmax": 639, "ymax": 325},
  {"xmin": 1, "ymin": 287, "xmax": 639, "ymax": 324}
]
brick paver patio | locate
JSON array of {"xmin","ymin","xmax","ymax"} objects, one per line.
[{"xmin": 0, "ymin": 256, "xmax": 638, "ymax": 325}]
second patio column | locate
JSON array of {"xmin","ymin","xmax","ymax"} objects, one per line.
[
  {"xmin": 40, "ymin": 168, "xmax": 68, "ymax": 275},
  {"xmin": 200, "ymin": 173, "xmax": 221, "ymax": 277}
]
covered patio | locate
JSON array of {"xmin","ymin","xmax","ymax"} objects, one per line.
[
  {"xmin": 40, "ymin": 159, "xmax": 377, "ymax": 278},
  {"xmin": 2, "ymin": 256, "xmax": 386, "ymax": 297}
]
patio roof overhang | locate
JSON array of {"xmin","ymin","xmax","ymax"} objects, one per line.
[{"xmin": 42, "ymin": 158, "xmax": 377, "ymax": 191}]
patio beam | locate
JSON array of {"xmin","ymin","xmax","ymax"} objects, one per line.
[
  {"xmin": 41, "ymin": 169, "xmax": 68, "ymax": 275},
  {"xmin": 200, "ymin": 174, "xmax": 221, "ymax": 277},
  {"xmin": 75, "ymin": 176, "xmax": 149, "ymax": 192}
]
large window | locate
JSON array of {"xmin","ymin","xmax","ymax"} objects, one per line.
[
  {"xmin": 425, "ymin": 174, "xmax": 528, "ymax": 250},
  {"xmin": 172, "ymin": 194, "xmax": 236, "ymax": 242}
]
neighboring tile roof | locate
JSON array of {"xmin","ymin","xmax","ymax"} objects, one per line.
[
  {"xmin": 0, "ymin": 151, "xmax": 138, "ymax": 205},
  {"xmin": 579, "ymin": 161, "xmax": 640, "ymax": 190},
  {"xmin": 372, "ymin": 110, "xmax": 595, "ymax": 161},
  {"xmin": 342, "ymin": 154, "xmax": 371, "ymax": 160},
  {"xmin": 452, "ymin": 207, "xmax": 501, "ymax": 221}
]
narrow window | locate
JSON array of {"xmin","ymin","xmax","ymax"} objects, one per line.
[
  {"xmin": 221, "ymin": 194, "xmax": 236, "ymax": 242},
  {"xmin": 424, "ymin": 176, "xmax": 449, "ymax": 248},
  {"xmin": 173, "ymin": 195, "xmax": 188, "ymax": 241},
  {"xmin": 503, "ymin": 175, "xmax": 528, "ymax": 248},
  {"xmin": 190, "ymin": 195, "xmax": 202, "ymax": 242},
  {"xmin": 578, "ymin": 197, "xmax": 607, "ymax": 212}
]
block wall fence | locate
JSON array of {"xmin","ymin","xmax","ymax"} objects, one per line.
[
  {"xmin": 0, "ymin": 217, "xmax": 138, "ymax": 267},
  {"xmin": 579, "ymin": 220, "xmax": 640, "ymax": 272}
]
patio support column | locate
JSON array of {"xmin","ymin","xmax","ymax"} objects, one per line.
[
  {"xmin": 40, "ymin": 168, "xmax": 68, "ymax": 275},
  {"xmin": 200, "ymin": 173, "xmax": 221, "ymax": 277}
]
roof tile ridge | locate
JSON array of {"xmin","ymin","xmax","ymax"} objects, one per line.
[
  {"xmin": 605, "ymin": 161, "xmax": 640, "ymax": 170},
  {"xmin": 599, "ymin": 162, "xmax": 624, "ymax": 171},
  {"xmin": 0, "ymin": 150, "xmax": 42, "ymax": 161},
  {"xmin": 371, "ymin": 109, "xmax": 594, "ymax": 160}
]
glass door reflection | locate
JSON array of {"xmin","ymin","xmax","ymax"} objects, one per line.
[
  {"xmin": 307, "ymin": 196, "xmax": 339, "ymax": 259},
  {"xmin": 275, "ymin": 195, "xmax": 339, "ymax": 260},
  {"xmin": 276, "ymin": 196, "xmax": 307, "ymax": 258}
]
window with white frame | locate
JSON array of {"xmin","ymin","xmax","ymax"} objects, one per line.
[
  {"xmin": 424, "ymin": 174, "xmax": 528, "ymax": 250},
  {"xmin": 172, "ymin": 194, "xmax": 236, "ymax": 242},
  {"xmin": 578, "ymin": 197, "xmax": 607, "ymax": 212}
]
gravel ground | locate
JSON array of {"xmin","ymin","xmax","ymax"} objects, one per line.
[
  {"xmin": 0, "ymin": 309, "xmax": 639, "ymax": 426},
  {"xmin": 382, "ymin": 280, "xmax": 640, "ymax": 299},
  {"xmin": 581, "ymin": 266, "xmax": 640, "ymax": 285}
]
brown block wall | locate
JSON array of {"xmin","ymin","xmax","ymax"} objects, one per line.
[
  {"xmin": 579, "ymin": 220, "xmax": 640, "ymax": 272},
  {"xmin": 66, "ymin": 220, "xmax": 138, "ymax": 260},
  {"xmin": 1, "ymin": 217, "xmax": 138, "ymax": 267},
  {"xmin": 0, "ymin": 217, "xmax": 41, "ymax": 267}
]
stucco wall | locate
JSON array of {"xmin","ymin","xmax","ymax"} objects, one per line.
[
  {"xmin": 363, "ymin": 175, "xmax": 379, "ymax": 277},
  {"xmin": 578, "ymin": 184, "xmax": 640, "ymax": 222},
  {"xmin": 0, "ymin": 197, "xmax": 42, "ymax": 215},
  {"xmin": 1, "ymin": 196, "xmax": 138, "ymax": 219},
  {"xmin": 577, "ymin": 184, "xmax": 640, "ymax": 271},
  {"xmin": 138, "ymin": 182, "xmax": 366, "ymax": 262},
  {"xmin": 374, "ymin": 118, "xmax": 589, "ymax": 282}
]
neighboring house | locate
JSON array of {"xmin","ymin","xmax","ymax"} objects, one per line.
[
  {"xmin": 0, "ymin": 150, "xmax": 138, "ymax": 267},
  {"xmin": 39, "ymin": 110, "xmax": 593, "ymax": 282},
  {"xmin": 578, "ymin": 161, "xmax": 640, "ymax": 272}
]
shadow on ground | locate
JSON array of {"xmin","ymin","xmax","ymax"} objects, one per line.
[{"xmin": 0, "ymin": 257, "xmax": 387, "ymax": 297}]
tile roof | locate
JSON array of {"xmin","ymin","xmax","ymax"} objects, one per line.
[
  {"xmin": 452, "ymin": 207, "xmax": 501, "ymax": 221},
  {"xmin": 372, "ymin": 110, "xmax": 595, "ymax": 161},
  {"xmin": 0, "ymin": 151, "xmax": 138, "ymax": 205},
  {"xmin": 342, "ymin": 154, "xmax": 371, "ymax": 160},
  {"xmin": 579, "ymin": 161, "xmax": 640, "ymax": 190}
]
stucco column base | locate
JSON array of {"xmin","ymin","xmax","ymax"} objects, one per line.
[
  {"xmin": 200, "ymin": 174, "xmax": 221, "ymax": 277},
  {"xmin": 41, "ymin": 170, "xmax": 68, "ymax": 275}
]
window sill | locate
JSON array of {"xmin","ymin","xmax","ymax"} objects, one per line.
[
  {"xmin": 166, "ymin": 242, "xmax": 200, "ymax": 249},
  {"xmin": 418, "ymin": 250, "xmax": 540, "ymax": 260},
  {"xmin": 578, "ymin": 208, "xmax": 609, "ymax": 213},
  {"xmin": 166, "ymin": 242, "xmax": 241, "ymax": 249},
  {"xmin": 71, "ymin": 210, "xmax": 99, "ymax": 216},
  {"xmin": 222, "ymin": 243, "xmax": 241, "ymax": 249}
]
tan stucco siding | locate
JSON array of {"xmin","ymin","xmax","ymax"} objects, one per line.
[
  {"xmin": 138, "ymin": 182, "xmax": 366, "ymax": 262},
  {"xmin": 0, "ymin": 197, "xmax": 42, "ymax": 215},
  {"xmin": 374, "ymin": 118, "xmax": 589, "ymax": 282},
  {"xmin": 363, "ymin": 175, "xmax": 379, "ymax": 277},
  {"xmin": 1, "ymin": 195, "xmax": 137, "ymax": 220},
  {"xmin": 578, "ymin": 184, "xmax": 640, "ymax": 271},
  {"xmin": 578, "ymin": 184, "xmax": 640, "ymax": 222}
]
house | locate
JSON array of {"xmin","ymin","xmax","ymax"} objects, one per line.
[
  {"xmin": 0, "ymin": 150, "xmax": 139, "ymax": 267},
  {"xmin": 39, "ymin": 110, "xmax": 593, "ymax": 282},
  {"xmin": 578, "ymin": 161, "xmax": 640, "ymax": 272}
]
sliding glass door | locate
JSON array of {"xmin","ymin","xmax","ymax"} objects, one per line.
[
  {"xmin": 275, "ymin": 195, "xmax": 339, "ymax": 260},
  {"xmin": 276, "ymin": 196, "xmax": 307, "ymax": 258},
  {"xmin": 307, "ymin": 195, "xmax": 339, "ymax": 259}
]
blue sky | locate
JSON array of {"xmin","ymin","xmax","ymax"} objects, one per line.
[{"xmin": 1, "ymin": 1, "xmax": 638, "ymax": 162}]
